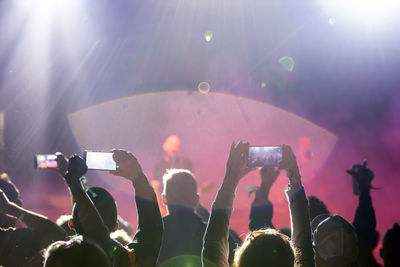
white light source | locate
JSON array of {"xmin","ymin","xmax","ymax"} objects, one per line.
[{"xmin": 318, "ymin": 0, "xmax": 400, "ymax": 28}]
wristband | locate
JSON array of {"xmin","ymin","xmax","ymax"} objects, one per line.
[{"xmin": 18, "ymin": 210, "xmax": 26, "ymax": 221}]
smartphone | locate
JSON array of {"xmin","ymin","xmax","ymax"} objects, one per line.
[
  {"xmin": 34, "ymin": 154, "xmax": 58, "ymax": 169},
  {"xmin": 84, "ymin": 151, "xmax": 117, "ymax": 171},
  {"xmin": 248, "ymin": 146, "xmax": 282, "ymax": 167}
]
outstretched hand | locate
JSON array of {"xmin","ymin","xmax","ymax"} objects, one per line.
[
  {"xmin": 110, "ymin": 149, "xmax": 142, "ymax": 181},
  {"xmin": 65, "ymin": 155, "xmax": 88, "ymax": 182},
  {"xmin": 226, "ymin": 141, "xmax": 255, "ymax": 183},
  {"xmin": 280, "ymin": 144, "xmax": 301, "ymax": 186},
  {"xmin": 346, "ymin": 160, "xmax": 374, "ymax": 191}
]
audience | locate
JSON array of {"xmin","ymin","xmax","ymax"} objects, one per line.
[
  {"xmin": 157, "ymin": 168, "xmax": 239, "ymax": 266},
  {"xmin": 248, "ymin": 166, "xmax": 279, "ymax": 231},
  {"xmin": 43, "ymin": 236, "xmax": 110, "ymax": 267},
  {"xmin": 0, "ymin": 141, "xmax": 397, "ymax": 267},
  {"xmin": 202, "ymin": 142, "xmax": 314, "ymax": 267},
  {"xmin": 60, "ymin": 151, "xmax": 163, "ymax": 267},
  {"xmin": 0, "ymin": 174, "xmax": 66, "ymax": 267}
]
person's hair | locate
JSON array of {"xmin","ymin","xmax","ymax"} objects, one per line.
[
  {"xmin": 162, "ymin": 169, "xmax": 198, "ymax": 208},
  {"xmin": 381, "ymin": 222, "xmax": 400, "ymax": 266},
  {"xmin": 72, "ymin": 187, "xmax": 117, "ymax": 234},
  {"xmin": 44, "ymin": 236, "xmax": 110, "ymax": 267},
  {"xmin": 383, "ymin": 223, "xmax": 400, "ymax": 246},
  {"xmin": 0, "ymin": 173, "xmax": 22, "ymax": 228},
  {"xmin": 279, "ymin": 227, "xmax": 291, "ymax": 238},
  {"xmin": 308, "ymin": 195, "xmax": 330, "ymax": 221},
  {"xmin": 233, "ymin": 229, "xmax": 296, "ymax": 267}
]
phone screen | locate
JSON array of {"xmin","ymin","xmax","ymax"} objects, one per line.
[
  {"xmin": 84, "ymin": 151, "xmax": 117, "ymax": 171},
  {"xmin": 35, "ymin": 154, "xmax": 58, "ymax": 169},
  {"xmin": 248, "ymin": 146, "xmax": 282, "ymax": 167}
]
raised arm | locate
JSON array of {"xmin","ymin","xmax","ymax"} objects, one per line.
[
  {"xmin": 281, "ymin": 145, "xmax": 314, "ymax": 267},
  {"xmin": 64, "ymin": 155, "xmax": 110, "ymax": 247},
  {"xmin": 110, "ymin": 149, "xmax": 163, "ymax": 267},
  {"xmin": 0, "ymin": 189, "xmax": 66, "ymax": 248},
  {"xmin": 202, "ymin": 141, "xmax": 253, "ymax": 267},
  {"xmin": 347, "ymin": 161, "xmax": 379, "ymax": 265},
  {"xmin": 249, "ymin": 166, "xmax": 279, "ymax": 231}
]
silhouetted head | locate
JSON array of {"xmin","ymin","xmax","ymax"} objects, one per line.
[
  {"xmin": 312, "ymin": 215, "xmax": 358, "ymax": 267},
  {"xmin": 233, "ymin": 229, "xmax": 295, "ymax": 267},
  {"xmin": 70, "ymin": 187, "xmax": 118, "ymax": 234},
  {"xmin": 44, "ymin": 236, "xmax": 110, "ymax": 267},
  {"xmin": 163, "ymin": 135, "xmax": 181, "ymax": 157},
  {"xmin": 380, "ymin": 223, "xmax": 400, "ymax": 267},
  {"xmin": 0, "ymin": 173, "xmax": 22, "ymax": 228},
  {"xmin": 308, "ymin": 195, "xmax": 330, "ymax": 221},
  {"xmin": 162, "ymin": 169, "xmax": 198, "ymax": 211}
]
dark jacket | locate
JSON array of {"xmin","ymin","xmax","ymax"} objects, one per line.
[{"xmin": 157, "ymin": 211, "xmax": 206, "ymax": 266}]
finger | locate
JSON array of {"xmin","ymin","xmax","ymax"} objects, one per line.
[
  {"xmin": 229, "ymin": 142, "xmax": 235, "ymax": 154},
  {"xmin": 112, "ymin": 150, "xmax": 128, "ymax": 162},
  {"xmin": 243, "ymin": 142, "xmax": 249, "ymax": 159},
  {"xmin": 346, "ymin": 170, "xmax": 354, "ymax": 175}
]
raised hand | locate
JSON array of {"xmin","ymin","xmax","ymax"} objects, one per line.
[
  {"xmin": 346, "ymin": 160, "xmax": 374, "ymax": 192},
  {"xmin": 281, "ymin": 144, "xmax": 301, "ymax": 187},
  {"xmin": 226, "ymin": 141, "xmax": 255, "ymax": 183},
  {"xmin": 65, "ymin": 155, "xmax": 88, "ymax": 181},
  {"xmin": 110, "ymin": 149, "xmax": 142, "ymax": 181},
  {"xmin": 55, "ymin": 152, "xmax": 69, "ymax": 177}
]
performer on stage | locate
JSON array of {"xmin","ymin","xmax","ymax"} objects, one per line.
[
  {"xmin": 152, "ymin": 135, "xmax": 193, "ymax": 216},
  {"xmin": 153, "ymin": 135, "xmax": 193, "ymax": 181}
]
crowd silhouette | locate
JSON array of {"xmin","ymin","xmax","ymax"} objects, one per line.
[{"xmin": 0, "ymin": 142, "xmax": 399, "ymax": 267}]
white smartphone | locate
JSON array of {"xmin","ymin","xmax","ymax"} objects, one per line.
[{"xmin": 84, "ymin": 151, "xmax": 117, "ymax": 171}]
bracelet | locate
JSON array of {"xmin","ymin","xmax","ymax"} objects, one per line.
[{"xmin": 18, "ymin": 210, "xmax": 26, "ymax": 221}]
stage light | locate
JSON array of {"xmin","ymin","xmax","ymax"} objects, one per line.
[
  {"xmin": 261, "ymin": 82, "xmax": 267, "ymax": 88},
  {"xmin": 318, "ymin": 0, "xmax": 400, "ymax": 28}
]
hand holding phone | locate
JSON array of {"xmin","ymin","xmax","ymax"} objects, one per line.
[{"xmin": 109, "ymin": 149, "xmax": 142, "ymax": 181}]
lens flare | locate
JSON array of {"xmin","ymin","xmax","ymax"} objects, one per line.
[
  {"xmin": 279, "ymin": 56, "xmax": 295, "ymax": 72},
  {"xmin": 204, "ymin": 31, "xmax": 213, "ymax": 42},
  {"xmin": 198, "ymin": 82, "xmax": 211, "ymax": 94}
]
